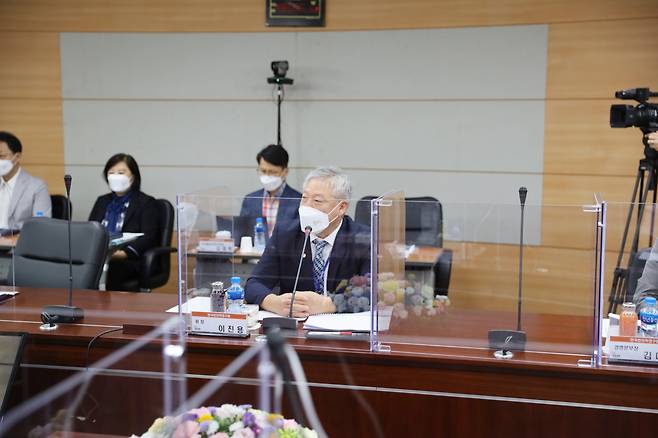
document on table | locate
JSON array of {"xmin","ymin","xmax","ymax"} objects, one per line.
[
  {"xmin": 166, "ymin": 296, "xmax": 210, "ymax": 313},
  {"xmin": 303, "ymin": 310, "xmax": 391, "ymax": 332}
]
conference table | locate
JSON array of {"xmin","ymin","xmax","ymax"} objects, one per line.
[{"xmin": 2, "ymin": 287, "xmax": 658, "ymax": 437}]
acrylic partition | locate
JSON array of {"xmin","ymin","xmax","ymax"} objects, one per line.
[
  {"xmin": 369, "ymin": 193, "xmax": 605, "ymax": 363},
  {"xmin": 0, "ymin": 317, "xmax": 187, "ymax": 437},
  {"xmin": 602, "ymin": 201, "xmax": 658, "ymax": 369},
  {"xmin": 176, "ymin": 190, "xmax": 372, "ymax": 348}
]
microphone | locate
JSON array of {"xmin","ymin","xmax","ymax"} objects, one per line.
[
  {"xmin": 40, "ymin": 175, "xmax": 84, "ymax": 330},
  {"xmin": 290, "ymin": 226, "xmax": 312, "ymax": 317},
  {"xmin": 262, "ymin": 226, "xmax": 312, "ymax": 332},
  {"xmin": 488, "ymin": 187, "xmax": 528, "ymax": 357}
]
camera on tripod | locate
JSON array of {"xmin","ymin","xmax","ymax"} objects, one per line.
[
  {"xmin": 610, "ymin": 87, "xmax": 658, "ymax": 158},
  {"xmin": 267, "ymin": 60, "xmax": 293, "ymax": 85}
]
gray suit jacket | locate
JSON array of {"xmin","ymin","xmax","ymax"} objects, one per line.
[
  {"xmin": 8, "ymin": 169, "xmax": 52, "ymax": 229},
  {"xmin": 634, "ymin": 239, "xmax": 658, "ymax": 312}
]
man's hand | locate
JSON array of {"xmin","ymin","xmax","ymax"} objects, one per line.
[
  {"xmin": 292, "ymin": 291, "xmax": 336, "ymax": 316},
  {"xmin": 261, "ymin": 292, "xmax": 336, "ymax": 317},
  {"xmin": 112, "ymin": 250, "xmax": 128, "ymax": 260},
  {"xmin": 261, "ymin": 293, "xmax": 310, "ymax": 317},
  {"xmin": 648, "ymin": 132, "xmax": 658, "ymax": 151}
]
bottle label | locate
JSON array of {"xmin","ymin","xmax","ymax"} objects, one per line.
[{"xmin": 640, "ymin": 311, "xmax": 658, "ymax": 324}]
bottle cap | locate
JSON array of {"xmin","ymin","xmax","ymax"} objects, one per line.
[
  {"xmin": 622, "ymin": 302, "xmax": 636, "ymax": 310},
  {"xmin": 645, "ymin": 297, "xmax": 657, "ymax": 306},
  {"xmin": 256, "ymin": 217, "xmax": 263, "ymax": 223},
  {"xmin": 35, "ymin": 211, "xmax": 44, "ymax": 217},
  {"xmin": 231, "ymin": 276, "xmax": 241, "ymax": 284}
]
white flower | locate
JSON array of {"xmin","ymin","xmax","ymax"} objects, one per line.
[
  {"xmin": 216, "ymin": 404, "xmax": 245, "ymax": 420},
  {"xmin": 207, "ymin": 420, "xmax": 219, "ymax": 435},
  {"xmin": 302, "ymin": 427, "xmax": 319, "ymax": 438},
  {"xmin": 229, "ymin": 421, "xmax": 245, "ymax": 432}
]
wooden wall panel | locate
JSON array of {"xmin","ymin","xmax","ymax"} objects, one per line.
[
  {"xmin": 445, "ymin": 242, "xmax": 609, "ymax": 316},
  {"xmin": 544, "ymin": 99, "xmax": 642, "ymax": 177},
  {"xmin": 0, "ymin": 99, "xmax": 64, "ymax": 166},
  {"xmin": 546, "ymin": 18, "xmax": 658, "ymax": 99},
  {"xmin": 0, "ymin": 32, "xmax": 61, "ymax": 99},
  {"xmin": 0, "ymin": 0, "xmax": 657, "ymax": 32}
]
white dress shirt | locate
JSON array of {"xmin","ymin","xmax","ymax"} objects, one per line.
[
  {"xmin": 310, "ymin": 219, "xmax": 343, "ymax": 294},
  {"xmin": 0, "ymin": 168, "xmax": 21, "ymax": 229}
]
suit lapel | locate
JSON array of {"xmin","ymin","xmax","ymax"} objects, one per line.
[{"xmin": 9, "ymin": 170, "xmax": 28, "ymax": 218}]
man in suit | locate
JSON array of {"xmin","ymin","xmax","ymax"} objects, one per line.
[
  {"xmin": 240, "ymin": 144, "xmax": 301, "ymax": 237},
  {"xmin": 0, "ymin": 131, "xmax": 51, "ymax": 230},
  {"xmin": 245, "ymin": 166, "xmax": 370, "ymax": 317}
]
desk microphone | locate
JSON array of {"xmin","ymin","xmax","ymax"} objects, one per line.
[
  {"xmin": 262, "ymin": 226, "xmax": 312, "ymax": 332},
  {"xmin": 40, "ymin": 175, "xmax": 84, "ymax": 329},
  {"xmin": 488, "ymin": 187, "xmax": 528, "ymax": 356}
]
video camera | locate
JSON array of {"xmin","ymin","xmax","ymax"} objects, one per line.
[{"xmin": 610, "ymin": 87, "xmax": 658, "ymax": 158}]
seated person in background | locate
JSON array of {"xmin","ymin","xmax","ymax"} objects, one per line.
[
  {"xmin": 0, "ymin": 131, "xmax": 51, "ymax": 230},
  {"xmin": 240, "ymin": 144, "xmax": 301, "ymax": 237},
  {"xmin": 89, "ymin": 153, "xmax": 158, "ymax": 291},
  {"xmin": 245, "ymin": 166, "xmax": 370, "ymax": 317},
  {"xmin": 634, "ymin": 134, "xmax": 658, "ymax": 310}
]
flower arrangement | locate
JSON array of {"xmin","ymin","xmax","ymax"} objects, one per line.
[
  {"xmin": 330, "ymin": 273, "xmax": 450, "ymax": 318},
  {"xmin": 132, "ymin": 404, "xmax": 318, "ymax": 438}
]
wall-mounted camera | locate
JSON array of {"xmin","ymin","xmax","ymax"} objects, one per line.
[{"xmin": 267, "ymin": 60, "xmax": 294, "ymax": 85}]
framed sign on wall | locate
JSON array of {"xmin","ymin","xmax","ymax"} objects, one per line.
[{"xmin": 266, "ymin": 0, "xmax": 325, "ymax": 27}]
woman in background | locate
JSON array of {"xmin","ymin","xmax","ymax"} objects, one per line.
[{"xmin": 89, "ymin": 153, "xmax": 158, "ymax": 291}]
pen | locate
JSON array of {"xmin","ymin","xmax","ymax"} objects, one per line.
[{"xmin": 306, "ymin": 331, "xmax": 369, "ymax": 340}]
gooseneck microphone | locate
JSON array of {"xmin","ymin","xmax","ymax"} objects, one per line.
[
  {"xmin": 487, "ymin": 187, "xmax": 528, "ymax": 357},
  {"xmin": 517, "ymin": 186, "xmax": 527, "ymax": 332},
  {"xmin": 65, "ymin": 175, "xmax": 74, "ymax": 306},
  {"xmin": 262, "ymin": 226, "xmax": 312, "ymax": 332},
  {"xmin": 289, "ymin": 226, "xmax": 312, "ymax": 318},
  {"xmin": 40, "ymin": 175, "xmax": 84, "ymax": 330}
]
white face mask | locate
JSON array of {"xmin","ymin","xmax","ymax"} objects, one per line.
[
  {"xmin": 260, "ymin": 175, "xmax": 283, "ymax": 192},
  {"xmin": 107, "ymin": 174, "xmax": 132, "ymax": 193},
  {"xmin": 0, "ymin": 159, "xmax": 14, "ymax": 177},
  {"xmin": 298, "ymin": 203, "xmax": 341, "ymax": 235}
]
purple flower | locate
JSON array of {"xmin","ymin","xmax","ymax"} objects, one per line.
[
  {"xmin": 199, "ymin": 421, "xmax": 210, "ymax": 433},
  {"xmin": 181, "ymin": 413, "xmax": 198, "ymax": 422},
  {"xmin": 243, "ymin": 411, "xmax": 256, "ymax": 427}
]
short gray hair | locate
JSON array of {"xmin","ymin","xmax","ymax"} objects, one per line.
[{"xmin": 303, "ymin": 166, "xmax": 353, "ymax": 201}]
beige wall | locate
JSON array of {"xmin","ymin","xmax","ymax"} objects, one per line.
[{"xmin": 1, "ymin": 1, "xmax": 658, "ymax": 307}]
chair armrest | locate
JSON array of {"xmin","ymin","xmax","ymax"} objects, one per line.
[{"xmin": 139, "ymin": 246, "xmax": 177, "ymax": 286}]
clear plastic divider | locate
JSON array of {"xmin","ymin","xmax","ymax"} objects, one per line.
[{"xmin": 371, "ymin": 195, "xmax": 601, "ymax": 363}]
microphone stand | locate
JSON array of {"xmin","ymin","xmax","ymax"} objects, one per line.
[
  {"xmin": 487, "ymin": 187, "xmax": 528, "ymax": 358},
  {"xmin": 262, "ymin": 227, "xmax": 311, "ymax": 332},
  {"xmin": 40, "ymin": 175, "xmax": 84, "ymax": 330}
]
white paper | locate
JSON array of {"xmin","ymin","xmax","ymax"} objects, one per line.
[
  {"xmin": 303, "ymin": 311, "xmax": 390, "ymax": 332},
  {"xmin": 166, "ymin": 296, "xmax": 210, "ymax": 314}
]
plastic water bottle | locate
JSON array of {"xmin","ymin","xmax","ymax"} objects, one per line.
[
  {"xmin": 226, "ymin": 276, "xmax": 244, "ymax": 313},
  {"xmin": 254, "ymin": 217, "xmax": 266, "ymax": 251},
  {"xmin": 640, "ymin": 296, "xmax": 658, "ymax": 337}
]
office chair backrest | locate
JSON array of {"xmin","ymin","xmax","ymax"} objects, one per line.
[
  {"xmin": 14, "ymin": 218, "xmax": 109, "ymax": 290},
  {"xmin": 50, "ymin": 195, "xmax": 72, "ymax": 220},
  {"xmin": 157, "ymin": 199, "xmax": 175, "ymax": 248},
  {"xmin": 406, "ymin": 196, "xmax": 443, "ymax": 247},
  {"xmin": 354, "ymin": 195, "xmax": 443, "ymax": 246}
]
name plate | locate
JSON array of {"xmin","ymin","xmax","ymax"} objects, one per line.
[
  {"xmin": 608, "ymin": 335, "xmax": 658, "ymax": 363},
  {"xmin": 191, "ymin": 311, "xmax": 249, "ymax": 338}
]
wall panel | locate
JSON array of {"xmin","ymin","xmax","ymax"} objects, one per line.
[{"xmin": 1, "ymin": 0, "xmax": 657, "ymax": 32}]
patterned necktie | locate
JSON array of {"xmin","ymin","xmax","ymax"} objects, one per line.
[{"xmin": 313, "ymin": 239, "xmax": 329, "ymax": 293}]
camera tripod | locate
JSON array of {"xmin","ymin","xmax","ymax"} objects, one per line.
[{"xmin": 608, "ymin": 157, "xmax": 658, "ymax": 314}]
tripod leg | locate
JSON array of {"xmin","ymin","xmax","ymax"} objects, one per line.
[
  {"xmin": 651, "ymin": 165, "xmax": 658, "ymax": 246},
  {"xmin": 609, "ymin": 164, "xmax": 644, "ymax": 314},
  {"xmin": 633, "ymin": 165, "xmax": 653, "ymax": 255}
]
